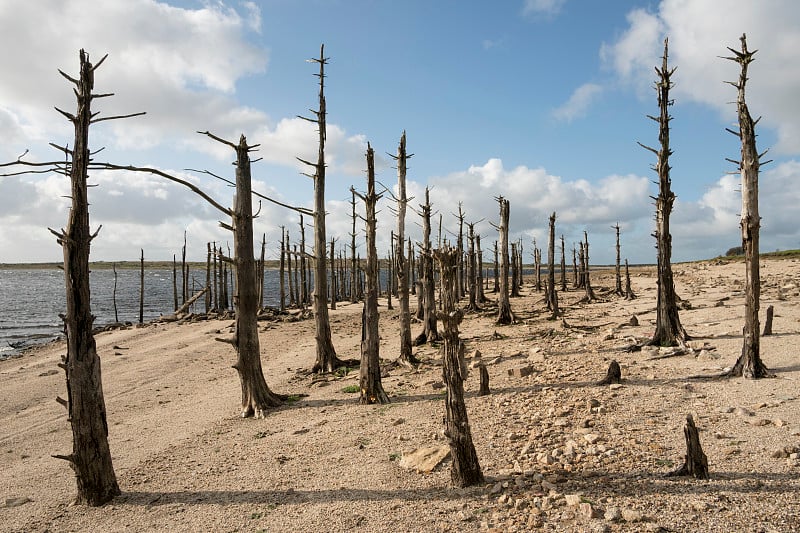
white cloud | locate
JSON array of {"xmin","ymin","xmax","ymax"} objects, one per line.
[
  {"xmin": 522, "ymin": 0, "xmax": 567, "ymax": 17},
  {"xmin": 552, "ymin": 83, "xmax": 603, "ymax": 122},
  {"xmin": 601, "ymin": 0, "xmax": 800, "ymax": 155}
]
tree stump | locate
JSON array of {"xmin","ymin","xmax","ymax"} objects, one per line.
[
  {"xmin": 762, "ymin": 305, "xmax": 774, "ymax": 336},
  {"xmin": 597, "ymin": 360, "xmax": 622, "ymax": 385},
  {"xmin": 667, "ymin": 414, "xmax": 708, "ymax": 480},
  {"xmin": 478, "ymin": 365, "xmax": 490, "ymax": 396}
]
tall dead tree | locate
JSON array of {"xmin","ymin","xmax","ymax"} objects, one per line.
[
  {"xmin": 414, "ymin": 187, "xmax": 440, "ymax": 344},
  {"xmin": 355, "ymin": 144, "xmax": 389, "ymax": 403},
  {"xmin": 624, "ymin": 259, "xmax": 636, "ymax": 300},
  {"xmin": 391, "ymin": 132, "xmax": 417, "ymax": 366},
  {"xmin": 298, "ymin": 44, "xmax": 343, "ymax": 372},
  {"xmin": 495, "ymin": 197, "xmax": 514, "ymax": 324},
  {"xmin": 571, "ymin": 245, "xmax": 578, "ymax": 288},
  {"xmin": 639, "ymin": 38, "xmax": 687, "ymax": 346},
  {"xmin": 454, "ymin": 203, "xmax": 465, "ymax": 299},
  {"xmin": 546, "ymin": 212, "xmax": 559, "ymax": 318},
  {"xmin": 48, "ymin": 50, "xmax": 125, "ymax": 506},
  {"xmin": 205, "ymin": 243, "xmax": 212, "ymax": 312},
  {"xmin": 279, "ymin": 226, "xmax": 286, "ymax": 311},
  {"xmin": 349, "ymin": 189, "xmax": 359, "ymax": 303},
  {"xmin": 560, "ymin": 235, "xmax": 567, "ymax": 291},
  {"xmin": 434, "ymin": 244, "xmax": 484, "ymax": 487},
  {"xmin": 533, "ymin": 241, "xmax": 542, "ymax": 291},
  {"xmin": 582, "ymin": 231, "xmax": 597, "ymax": 301},
  {"xmin": 476, "ymin": 234, "xmax": 487, "ymax": 303},
  {"xmin": 299, "ymin": 214, "xmax": 308, "ymax": 307},
  {"xmin": 723, "ymin": 34, "xmax": 772, "ymax": 378},
  {"xmin": 465, "ymin": 221, "xmax": 480, "ymax": 311},
  {"xmin": 510, "ymin": 242, "xmax": 521, "ymax": 297},
  {"xmin": 613, "ymin": 223, "xmax": 624, "ymax": 296},
  {"xmin": 493, "ymin": 241, "xmax": 499, "ymax": 293},
  {"xmin": 329, "ymin": 238, "xmax": 337, "ymax": 310}
]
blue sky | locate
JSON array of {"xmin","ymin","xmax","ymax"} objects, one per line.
[{"xmin": 1, "ymin": 0, "xmax": 799, "ymax": 264}]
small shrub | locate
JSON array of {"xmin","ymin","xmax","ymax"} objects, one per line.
[{"xmin": 341, "ymin": 384, "xmax": 360, "ymax": 393}]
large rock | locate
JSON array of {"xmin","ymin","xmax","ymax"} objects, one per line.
[{"xmin": 398, "ymin": 446, "xmax": 451, "ymax": 473}]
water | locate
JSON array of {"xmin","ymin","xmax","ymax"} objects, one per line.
[{"xmin": 0, "ymin": 267, "xmax": 284, "ymax": 359}]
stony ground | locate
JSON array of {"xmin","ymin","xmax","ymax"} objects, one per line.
[{"xmin": 1, "ymin": 258, "xmax": 800, "ymax": 532}]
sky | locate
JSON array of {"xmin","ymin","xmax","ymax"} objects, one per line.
[{"xmin": 1, "ymin": 0, "xmax": 799, "ymax": 265}]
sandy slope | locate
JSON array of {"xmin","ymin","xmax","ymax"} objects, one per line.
[{"xmin": 1, "ymin": 258, "xmax": 799, "ymax": 532}]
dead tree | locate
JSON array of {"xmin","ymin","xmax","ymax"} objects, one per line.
[
  {"xmin": 454, "ymin": 203, "xmax": 465, "ymax": 299},
  {"xmin": 349, "ymin": 189, "xmax": 359, "ymax": 303},
  {"xmin": 723, "ymin": 34, "xmax": 772, "ymax": 378},
  {"xmin": 494, "ymin": 197, "xmax": 514, "ymax": 324},
  {"xmin": 625, "ymin": 259, "xmax": 636, "ymax": 300},
  {"xmin": 258, "ymin": 233, "xmax": 266, "ymax": 310},
  {"xmin": 205, "ymin": 243, "xmax": 212, "ymax": 312},
  {"xmin": 286, "ymin": 231, "xmax": 295, "ymax": 307},
  {"xmin": 465, "ymin": 222, "xmax": 480, "ymax": 311},
  {"xmin": 560, "ymin": 235, "xmax": 567, "ymax": 291},
  {"xmin": 299, "ymin": 214, "xmax": 308, "ymax": 307},
  {"xmin": 414, "ymin": 187, "xmax": 440, "ymax": 345},
  {"xmin": 181, "ymin": 231, "xmax": 188, "ymax": 304},
  {"xmin": 493, "ymin": 241, "xmax": 499, "ymax": 293},
  {"xmin": 139, "ymin": 249, "xmax": 145, "ymax": 324},
  {"xmin": 763, "ymin": 305, "xmax": 774, "ymax": 336},
  {"xmin": 476, "ymin": 234, "xmax": 488, "ymax": 303},
  {"xmin": 390, "ymin": 131, "xmax": 417, "ymax": 366},
  {"xmin": 354, "ymin": 144, "xmax": 389, "ymax": 404},
  {"xmin": 639, "ymin": 38, "xmax": 687, "ymax": 346},
  {"xmin": 533, "ymin": 240, "xmax": 542, "ymax": 291},
  {"xmin": 582, "ymin": 231, "xmax": 597, "ymax": 301},
  {"xmin": 172, "ymin": 254, "xmax": 179, "ymax": 311},
  {"xmin": 434, "ymin": 244, "xmax": 484, "ymax": 487},
  {"xmin": 297, "ymin": 44, "xmax": 343, "ymax": 372},
  {"xmin": 279, "ymin": 226, "xmax": 286, "ymax": 311},
  {"xmin": 571, "ymin": 245, "xmax": 578, "ymax": 288},
  {"xmin": 546, "ymin": 212, "xmax": 559, "ymax": 318},
  {"xmin": 329, "ymin": 237, "xmax": 337, "ymax": 310},
  {"xmin": 613, "ymin": 223, "xmax": 624, "ymax": 296},
  {"xmin": 667, "ymin": 414, "xmax": 708, "ymax": 479},
  {"xmin": 212, "ymin": 240, "xmax": 219, "ymax": 310},
  {"xmin": 0, "ymin": 50, "xmax": 148, "ymax": 505},
  {"xmin": 510, "ymin": 243, "xmax": 521, "ymax": 297}
]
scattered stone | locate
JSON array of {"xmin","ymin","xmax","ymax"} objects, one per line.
[
  {"xmin": 621, "ymin": 508, "xmax": 644, "ymax": 522},
  {"xmin": 579, "ymin": 502, "xmax": 600, "ymax": 519},
  {"xmin": 430, "ymin": 381, "xmax": 445, "ymax": 390},
  {"xmin": 587, "ymin": 399, "xmax": 601, "ymax": 409},
  {"xmin": 485, "ymin": 357, "xmax": 502, "ymax": 365},
  {"xmin": 398, "ymin": 446, "xmax": 450, "ymax": 473},
  {"xmin": 1, "ymin": 496, "xmax": 32, "ymax": 508},
  {"xmin": 604, "ymin": 507, "xmax": 621, "ymax": 522},
  {"xmin": 773, "ymin": 419, "xmax": 787, "ymax": 427},
  {"xmin": 584, "ymin": 433, "xmax": 600, "ymax": 444},
  {"xmin": 489, "ymin": 482, "xmax": 503, "ymax": 495},
  {"xmin": 609, "ymin": 383, "xmax": 624, "ymax": 390},
  {"xmin": 629, "ymin": 315, "xmax": 639, "ymax": 326},
  {"xmin": 37, "ymin": 369, "xmax": 59, "ymax": 377},
  {"xmin": 565, "ymin": 494, "xmax": 582, "ymax": 506},
  {"xmin": 507, "ymin": 432, "xmax": 524, "ymax": 442},
  {"xmin": 456, "ymin": 510, "xmax": 474, "ymax": 522},
  {"xmin": 508, "ymin": 365, "xmax": 535, "ymax": 378},
  {"xmin": 747, "ymin": 418, "xmax": 770, "ymax": 427},
  {"xmin": 392, "ymin": 418, "xmax": 406, "ymax": 426}
]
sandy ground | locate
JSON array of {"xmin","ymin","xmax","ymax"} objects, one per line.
[{"xmin": 1, "ymin": 258, "xmax": 800, "ymax": 532}]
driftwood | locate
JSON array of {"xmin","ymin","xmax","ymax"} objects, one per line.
[{"xmin": 667, "ymin": 414, "xmax": 708, "ymax": 479}]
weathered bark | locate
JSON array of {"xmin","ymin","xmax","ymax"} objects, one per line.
[
  {"xmin": 227, "ymin": 135, "xmax": 282, "ymax": 417},
  {"xmin": 350, "ymin": 189, "xmax": 358, "ymax": 303},
  {"xmin": 293, "ymin": 245, "xmax": 301, "ymax": 309},
  {"xmin": 393, "ymin": 132, "xmax": 417, "ymax": 366},
  {"xmin": 455, "ymin": 203, "xmax": 465, "ymax": 299},
  {"xmin": 466, "ymin": 222, "xmax": 480, "ymax": 311},
  {"xmin": 478, "ymin": 365, "xmax": 490, "ymax": 396},
  {"xmin": 414, "ymin": 187, "xmax": 440, "ymax": 345},
  {"xmin": 258, "ymin": 233, "xmax": 266, "ymax": 310},
  {"xmin": 510, "ymin": 243, "xmax": 521, "ymax": 297},
  {"xmin": 667, "ymin": 414, "xmax": 708, "ymax": 480},
  {"xmin": 356, "ymin": 144, "xmax": 389, "ymax": 404},
  {"xmin": 496, "ymin": 197, "xmax": 514, "ymax": 325},
  {"xmin": 112, "ymin": 263, "xmax": 119, "ymax": 323},
  {"xmin": 534, "ymin": 244, "xmax": 542, "ymax": 292},
  {"xmin": 434, "ymin": 244, "xmax": 484, "ymax": 487},
  {"xmin": 560, "ymin": 235, "xmax": 567, "ymax": 291},
  {"xmin": 139, "ymin": 249, "xmax": 144, "ymax": 324},
  {"xmin": 546, "ymin": 212, "xmax": 558, "ymax": 319},
  {"xmin": 493, "ymin": 241, "xmax": 499, "ymax": 293},
  {"xmin": 597, "ymin": 360, "xmax": 622, "ymax": 385},
  {"xmin": 205, "ymin": 243, "xmax": 212, "ymax": 313},
  {"xmin": 301, "ymin": 45, "xmax": 342, "ymax": 373},
  {"xmin": 614, "ymin": 223, "xmax": 624, "ymax": 296},
  {"xmin": 299, "ymin": 215, "xmax": 308, "ymax": 307},
  {"xmin": 625, "ymin": 259, "xmax": 636, "ymax": 300},
  {"xmin": 172, "ymin": 254, "xmax": 179, "ymax": 311},
  {"xmin": 582, "ymin": 231, "xmax": 596, "ymax": 301},
  {"xmin": 641, "ymin": 39, "xmax": 687, "ymax": 346},
  {"xmin": 571, "ymin": 246, "xmax": 578, "ymax": 289},
  {"xmin": 724, "ymin": 34, "xmax": 771, "ymax": 379},
  {"xmin": 286, "ymin": 232, "xmax": 295, "ymax": 307},
  {"xmin": 279, "ymin": 227, "xmax": 286, "ymax": 312},
  {"xmin": 329, "ymin": 238, "xmax": 337, "ymax": 310},
  {"xmin": 409, "ymin": 238, "xmax": 416, "ymax": 296},
  {"xmin": 476, "ymin": 234, "xmax": 487, "ymax": 304},
  {"xmin": 53, "ymin": 49, "xmax": 120, "ymax": 506},
  {"xmin": 763, "ymin": 305, "xmax": 774, "ymax": 336}
]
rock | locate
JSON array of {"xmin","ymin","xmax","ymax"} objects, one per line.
[
  {"xmin": 565, "ymin": 494, "xmax": 582, "ymax": 506},
  {"xmin": 489, "ymin": 482, "xmax": 504, "ymax": 495},
  {"xmin": 430, "ymin": 381, "xmax": 445, "ymax": 390},
  {"xmin": 579, "ymin": 502, "xmax": 600, "ymax": 519},
  {"xmin": 587, "ymin": 398, "xmax": 601, "ymax": 409},
  {"xmin": 621, "ymin": 508, "xmax": 644, "ymax": 522},
  {"xmin": 773, "ymin": 419, "xmax": 787, "ymax": 427},
  {"xmin": 514, "ymin": 498, "xmax": 529, "ymax": 510},
  {"xmin": 507, "ymin": 432, "xmax": 524, "ymax": 442},
  {"xmin": 508, "ymin": 365, "xmax": 535, "ymax": 378},
  {"xmin": 398, "ymin": 446, "xmax": 450, "ymax": 473},
  {"xmin": 1, "ymin": 496, "xmax": 32, "ymax": 508},
  {"xmin": 691, "ymin": 500, "xmax": 709, "ymax": 512},
  {"xmin": 608, "ymin": 383, "xmax": 624, "ymax": 390},
  {"xmin": 746, "ymin": 418, "xmax": 770, "ymax": 427},
  {"xmin": 37, "ymin": 369, "xmax": 59, "ymax": 377},
  {"xmin": 629, "ymin": 315, "xmax": 639, "ymax": 326},
  {"xmin": 734, "ymin": 407, "xmax": 754, "ymax": 417},
  {"xmin": 584, "ymin": 433, "xmax": 600, "ymax": 444},
  {"xmin": 604, "ymin": 507, "xmax": 621, "ymax": 522},
  {"xmin": 486, "ymin": 356, "xmax": 502, "ymax": 365},
  {"xmin": 456, "ymin": 510, "xmax": 474, "ymax": 522}
]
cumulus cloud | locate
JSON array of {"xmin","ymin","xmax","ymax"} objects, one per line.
[
  {"xmin": 552, "ymin": 83, "xmax": 604, "ymax": 122},
  {"xmin": 601, "ymin": 0, "xmax": 800, "ymax": 155}
]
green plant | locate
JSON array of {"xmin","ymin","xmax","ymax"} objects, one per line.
[
  {"xmin": 341, "ymin": 384, "xmax": 360, "ymax": 394},
  {"xmin": 286, "ymin": 394, "xmax": 302, "ymax": 403},
  {"xmin": 255, "ymin": 431, "xmax": 269, "ymax": 439},
  {"xmin": 388, "ymin": 452, "xmax": 401, "ymax": 461}
]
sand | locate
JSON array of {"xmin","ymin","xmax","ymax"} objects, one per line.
[{"xmin": 1, "ymin": 258, "xmax": 800, "ymax": 532}]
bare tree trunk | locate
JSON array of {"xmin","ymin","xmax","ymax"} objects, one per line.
[
  {"xmin": 493, "ymin": 241, "xmax": 499, "ymax": 293},
  {"xmin": 510, "ymin": 243, "xmax": 520, "ymax": 297},
  {"xmin": 466, "ymin": 222, "xmax": 479, "ymax": 311},
  {"xmin": 52, "ymin": 49, "xmax": 120, "ymax": 506},
  {"xmin": 560, "ymin": 235, "xmax": 567, "ymax": 291},
  {"xmin": 583, "ymin": 231, "xmax": 596, "ymax": 301},
  {"xmin": 293, "ymin": 245, "xmax": 300, "ymax": 309},
  {"xmin": 300, "ymin": 45, "xmax": 341, "ymax": 373},
  {"xmin": 181, "ymin": 231, "xmax": 188, "ymax": 305},
  {"xmin": 329, "ymin": 238, "xmax": 337, "ymax": 310},
  {"xmin": 547, "ymin": 212, "xmax": 559, "ymax": 318},
  {"xmin": 534, "ymin": 243, "xmax": 542, "ymax": 292},
  {"xmin": 409, "ymin": 238, "xmax": 416, "ymax": 296},
  {"xmin": 212, "ymin": 241, "xmax": 219, "ymax": 311},
  {"xmin": 625, "ymin": 259, "xmax": 636, "ymax": 300},
  {"xmin": 613, "ymin": 223, "xmax": 623, "ymax": 296},
  {"xmin": 434, "ymin": 244, "xmax": 484, "ymax": 487},
  {"xmin": 572, "ymin": 245, "xmax": 578, "ymax": 289},
  {"xmin": 356, "ymin": 144, "xmax": 389, "ymax": 404},
  {"xmin": 667, "ymin": 414, "xmax": 708, "ymax": 479},
  {"xmin": 258, "ymin": 233, "xmax": 266, "ymax": 310},
  {"xmin": 279, "ymin": 227, "xmax": 286, "ymax": 312},
  {"xmin": 286, "ymin": 232, "xmax": 295, "ymax": 307},
  {"xmin": 394, "ymin": 132, "xmax": 416, "ymax": 366},
  {"xmin": 205, "ymin": 242, "xmax": 212, "ymax": 313},
  {"xmin": 724, "ymin": 34, "xmax": 771, "ymax": 379},
  {"xmin": 172, "ymin": 253, "xmax": 179, "ymax": 312},
  {"xmin": 139, "ymin": 249, "xmax": 144, "ymax": 324},
  {"xmin": 414, "ymin": 187, "xmax": 440, "ymax": 345},
  {"xmin": 349, "ymin": 189, "xmax": 358, "ymax": 304},
  {"xmin": 496, "ymin": 197, "xmax": 513, "ymax": 324},
  {"xmin": 299, "ymin": 215, "xmax": 308, "ymax": 307},
  {"xmin": 476, "ymin": 234, "xmax": 487, "ymax": 303},
  {"xmin": 112, "ymin": 263, "xmax": 119, "ymax": 323},
  {"xmin": 641, "ymin": 39, "xmax": 686, "ymax": 346},
  {"xmin": 455, "ymin": 203, "xmax": 465, "ymax": 299}
]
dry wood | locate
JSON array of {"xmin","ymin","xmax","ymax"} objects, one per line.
[
  {"xmin": 414, "ymin": 187, "xmax": 440, "ymax": 345},
  {"xmin": 667, "ymin": 414, "xmax": 708, "ymax": 480},
  {"xmin": 763, "ymin": 305, "xmax": 774, "ymax": 336},
  {"xmin": 478, "ymin": 365, "xmax": 490, "ymax": 396},
  {"xmin": 546, "ymin": 212, "xmax": 558, "ymax": 318},
  {"xmin": 495, "ymin": 197, "xmax": 514, "ymax": 325},
  {"xmin": 624, "ymin": 259, "xmax": 636, "ymax": 300},
  {"xmin": 613, "ymin": 223, "xmax": 623, "ymax": 296},
  {"xmin": 434, "ymin": 244, "xmax": 484, "ymax": 487},
  {"xmin": 597, "ymin": 360, "xmax": 622, "ymax": 385},
  {"xmin": 392, "ymin": 132, "xmax": 417, "ymax": 366}
]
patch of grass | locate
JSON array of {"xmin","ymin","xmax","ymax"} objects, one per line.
[
  {"xmin": 285, "ymin": 394, "xmax": 302, "ymax": 403},
  {"xmin": 388, "ymin": 452, "xmax": 401, "ymax": 461},
  {"xmin": 335, "ymin": 366, "xmax": 355, "ymax": 378},
  {"xmin": 654, "ymin": 458, "xmax": 674, "ymax": 467},
  {"xmin": 254, "ymin": 431, "xmax": 269, "ymax": 439},
  {"xmin": 251, "ymin": 512, "xmax": 263, "ymax": 519},
  {"xmin": 341, "ymin": 384, "xmax": 360, "ymax": 394}
]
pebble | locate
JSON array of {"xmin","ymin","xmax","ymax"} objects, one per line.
[
  {"xmin": 604, "ymin": 507, "xmax": 621, "ymax": 522},
  {"xmin": 565, "ymin": 494, "xmax": 582, "ymax": 506},
  {"xmin": 621, "ymin": 508, "xmax": 644, "ymax": 522},
  {"xmin": 584, "ymin": 433, "xmax": 600, "ymax": 444}
]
